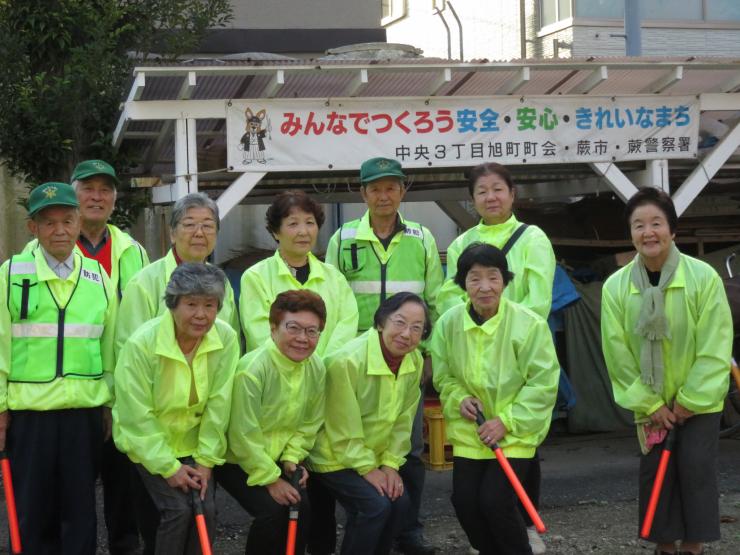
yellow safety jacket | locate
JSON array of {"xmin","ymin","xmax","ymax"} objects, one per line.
[
  {"xmin": 115, "ymin": 249, "xmax": 239, "ymax": 354},
  {"xmin": 0, "ymin": 249, "xmax": 116, "ymax": 411},
  {"xmin": 113, "ymin": 312, "xmax": 239, "ymax": 477},
  {"xmin": 437, "ymin": 214, "xmax": 555, "ymax": 319},
  {"xmin": 431, "ymin": 299, "xmax": 559, "ymax": 459},
  {"xmin": 325, "ymin": 211, "xmax": 444, "ymax": 332},
  {"xmin": 601, "ymin": 253, "xmax": 733, "ymax": 420},
  {"xmin": 225, "ymin": 339, "xmax": 325, "ymax": 486},
  {"xmin": 308, "ymin": 329, "xmax": 422, "ymax": 475},
  {"xmin": 240, "ymin": 251, "xmax": 358, "ymax": 356}
]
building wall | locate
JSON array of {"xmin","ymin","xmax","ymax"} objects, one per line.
[{"xmin": 229, "ymin": 0, "xmax": 381, "ymax": 29}]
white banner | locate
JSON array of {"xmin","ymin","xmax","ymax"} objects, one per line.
[{"xmin": 226, "ymin": 96, "xmax": 699, "ymax": 172}]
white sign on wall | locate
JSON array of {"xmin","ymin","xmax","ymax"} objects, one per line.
[{"xmin": 226, "ymin": 96, "xmax": 699, "ymax": 172}]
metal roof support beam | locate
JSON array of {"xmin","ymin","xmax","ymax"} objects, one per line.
[
  {"xmin": 712, "ymin": 72, "xmax": 740, "ymax": 93},
  {"xmin": 216, "ymin": 172, "xmax": 267, "ymax": 219},
  {"xmin": 672, "ymin": 119, "xmax": 740, "ymax": 216},
  {"xmin": 262, "ymin": 69, "xmax": 285, "ymax": 98},
  {"xmin": 428, "ymin": 68, "xmax": 452, "ymax": 96},
  {"xmin": 173, "ymin": 118, "xmax": 198, "ymax": 199},
  {"xmin": 568, "ymin": 66, "xmax": 608, "ymax": 94},
  {"xmin": 128, "ymin": 72, "xmax": 146, "ymax": 102},
  {"xmin": 640, "ymin": 66, "xmax": 683, "ymax": 94},
  {"xmin": 112, "ymin": 105, "xmax": 131, "ymax": 148},
  {"xmin": 435, "ymin": 200, "xmax": 477, "ymax": 231},
  {"xmin": 345, "ymin": 69, "xmax": 369, "ymax": 97},
  {"xmin": 494, "ymin": 67, "xmax": 530, "ymax": 95},
  {"xmin": 590, "ymin": 162, "xmax": 640, "ymax": 202},
  {"xmin": 629, "ymin": 159, "xmax": 669, "ymax": 192}
]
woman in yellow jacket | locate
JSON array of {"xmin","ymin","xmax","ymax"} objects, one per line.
[
  {"xmin": 308, "ymin": 292, "xmax": 431, "ymax": 555},
  {"xmin": 601, "ymin": 188, "xmax": 732, "ymax": 555},
  {"xmin": 432, "ymin": 243, "xmax": 559, "ymax": 555},
  {"xmin": 216, "ymin": 290, "xmax": 327, "ymax": 555},
  {"xmin": 113, "ymin": 263, "xmax": 239, "ymax": 555},
  {"xmin": 240, "ymin": 190, "xmax": 358, "ymax": 356}
]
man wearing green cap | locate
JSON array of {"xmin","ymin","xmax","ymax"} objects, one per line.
[
  {"xmin": 323, "ymin": 157, "xmax": 443, "ymax": 555},
  {"xmin": 0, "ymin": 182, "xmax": 117, "ymax": 554}
]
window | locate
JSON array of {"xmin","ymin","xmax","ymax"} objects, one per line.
[
  {"xmin": 641, "ymin": 0, "xmax": 701, "ymax": 20},
  {"xmin": 541, "ymin": 0, "xmax": 573, "ymax": 27},
  {"xmin": 575, "ymin": 0, "xmax": 623, "ymax": 19},
  {"xmin": 382, "ymin": 0, "xmax": 407, "ymax": 25},
  {"xmin": 706, "ymin": 0, "xmax": 740, "ymax": 21},
  {"xmin": 575, "ymin": 0, "xmax": 739, "ymax": 21}
]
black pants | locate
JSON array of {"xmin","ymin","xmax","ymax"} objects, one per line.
[
  {"xmin": 518, "ymin": 452, "xmax": 541, "ymax": 528},
  {"xmin": 216, "ymin": 463, "xmax": 310, "ymax": 555},
  {"xmin": 306, "ymin": 474, "xmax": 337, "ymax": 554},
  {"xmin": 452, "ymin": 457, "xmax": 533, "ymax": 555},
  {"xmin": 7, "ymin": 408, "xmax": 103, "ymax": 555},
  {"xmin": 102, "ymin": 439, "xmax": 145, "ymax": 554},
  {"xmin": 638, "ymin": 412, "xmax": 721, "ymax": 544}
]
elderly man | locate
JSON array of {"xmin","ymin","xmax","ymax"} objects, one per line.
[
  {"xmin": 324, "ymin": 157, "xmax": 443, "ymax": 555},
  {"xmin": 0, "ymin": 182, "xmax": 117, "ymax": 554}
]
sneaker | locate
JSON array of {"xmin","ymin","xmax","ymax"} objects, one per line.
[{"xmin": 527, "ymin": 526, "xmax": 546, "ymax": 555}]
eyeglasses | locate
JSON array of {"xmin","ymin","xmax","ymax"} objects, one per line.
[
  {"xmin": 387, "ymin": 317, "xmax": 424, "ymax": 336},
  {"xmin": 284, "ymin": 321, "xmax": 321, "ymax": 340},
  {"xmin": 179, "ymin": 221, "xmax": 218, "ymax": 234}
]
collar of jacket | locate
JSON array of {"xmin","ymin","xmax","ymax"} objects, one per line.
[
  {"xmin": 273, "ymin": 250, "xmax": 327, "ymax": 283},
  {"xmin": 476, "ymin": 213, "xmax": 520, "ymax": 238},
  {"xmin": 628, "ymin": 254, "xmax": 686, "ymax": 295},
  {"xmin": 33, "ymin": 246, "xmax": 81, "ymax": 283},
  {"xmin": 366, "ymin": 327, "xmax": 418, "ymax": 377},
  {"xmin": 463, "ymin": 297, "xmax": 509, "ymax": 335},
  {"xmin": 266, "ymin": 335, "xmax": 310, "ymax": 372},
  {"xmin": 154, "ymin": 310, "xmax": 224, "ymax": 364},
  {"xmin": 355, "ymin": 210, "xmax": 408, "ymax": 243}
]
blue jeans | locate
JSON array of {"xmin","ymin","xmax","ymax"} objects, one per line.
[{"xmin": 314, "ymin": 469, "xmax": 410, "ymax": 555}]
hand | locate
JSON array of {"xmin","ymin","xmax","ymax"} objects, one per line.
[
  {"xmin": 166, "ymin": 464, "xmax": 201, "ymax": 493},
  {"xmin": 460, "ymin": 397, "xmax": 484, "ymax": 422},
  {"xmin": 266, "ymin": 477, "xmax": 301, "ymax": 506},
  {"xmin": 0, "ymin": 411, "xmax": 9, "ymax": 451},
  {"xmin": 477, "ymin": 416, "xmax": 507, "ymax": 447},
  {"xmin": 649, "ymin": 405, "xmax": 677, "ymax": 430},
  {"xmin": 380, "ymin": 466, "xmax": 404, "ymax": 501},
  {"xmin": 102, "ymin": 407, "xmax": 113, "ymax": 442},
  {"xmin": 282, "ymin": 461, "xmax": 310, "ymax": 488},
  {"xmin": 672, "ymin": 402, "xmax": 694, "ymax": 425},
  {"xmin": 362, "ymin": 468, "xmax": 388, "ymax": 497},
  {"xmin": 194, "ymin": 465, "xmax": 212, "ymax": 500}
]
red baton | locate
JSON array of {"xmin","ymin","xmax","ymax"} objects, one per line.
[
  {"xmin": 640, "ymin": 428, "xmax": 678, "ymax": 539},
  {"xmin": 475, "ymin": 409, "xmax": 546, "ymax": 533},
  {"xmin": 0, "ymin": 450, "xmax": 22, "ymax": 554},
  {"xmin": 285, "ymin": 467, "xmax": 304, "ymax": 555},
  {"xmin": 190, "ymin": 487, "xmax": 213, "ymax": 555}
]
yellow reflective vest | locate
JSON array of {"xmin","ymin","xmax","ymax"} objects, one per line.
[
  {"xmin": 225, "ymin": 339, "xmax": 325, "ymax": 486},
  {"xmin": 115, "ymin": 249, "xmax": 239, "ymax": 355},
  {"xmin": 431, "ymin": 299, "xmax": 559, "ymax": 459},
  {"xmin": 601, "ymin": 253, "xmax": 732, "ymax": 420},
  {"xmin": 113, "ymin": 312, "xmax": 238, "ymax": 477},
  {"xmin": 437, "ymin": 214, "xmax": 555, "ymax": 319},
  {"xmin": 325, "ymin": 211, "xmax": 444, "ymax": 332},
  {"xmin": 0, "ymin": 248, "xmax": 117, "ymax": 412},
  {"xmin": 308, "ymin": 329, "xmax": 422, "ymax": 475},
  {"xmin": 240, "ymin": 251, "xmax": 358, "ymax": 356}
]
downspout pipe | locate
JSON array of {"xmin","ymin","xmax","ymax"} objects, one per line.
[
  {"xmin": 434, "ymin": 8, "xmax": 452, "ymax": 60},
  {"xmin": 446, "ymin": 1, "xmax": 464, "ymax": 61}
]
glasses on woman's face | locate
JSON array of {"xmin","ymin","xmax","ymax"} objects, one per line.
[
  {"xmin": 387, "ymin": 316, "xmax": 424, "ymax": 336},
  {"xmin": 179, "ymin": 220, "xmax": 218, "ymax": 235},
  {"xmin": 284, "ymin": 321, "xmax": 321, "ymax": 340}
]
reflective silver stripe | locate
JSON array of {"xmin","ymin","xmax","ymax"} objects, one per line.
[
  {"xmin": 9, "ymin": 262, "xmax": 37, "ymax": 275},
  {"xmin": 340, "ymin": 228, "xmax": 358, "ymax": 240},
  {"xmin": 11, "ymin": 323, "xmax": 104, "ymax": 339},
  {"xmin": 349, "ymin": 280, "xmax": 425, "ymax": 295}
]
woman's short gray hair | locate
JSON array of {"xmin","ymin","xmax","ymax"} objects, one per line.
[
  {"xmin": 169, "ymin": 192, "xmax": 219, "ymax": 231},
  {"xmin": 164, "ymin": 263, "xmax": 227, "ymax": 310}
]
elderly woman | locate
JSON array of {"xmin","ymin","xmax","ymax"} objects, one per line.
[
  {"xmin": 436, "ymin": 162, "xmax": 556, "ymax": 553},
  {"xmin": 240, "ymin": 190, "xmax": 358, "ymax": 356},
  {"xmin": 216, "ymin": 290, "xmax": 327, "ymax": 555},
  {"xmin": 431, "ymin": 243, "xmax": 559, "ymax": 555},
  {"xmin": 113, "ymin": 263, "xmax": 239, "ymax": 555},
  {"xmin": 307, "ymin": 292, "xmax": 430, "ymax": 555},
  {"xmin": 601, "ymin": 188, "xmax": 732, "ymax": 555},
  {"xmin": 116, "ymin": 192, "xmax": 239, "ymax": 353}
]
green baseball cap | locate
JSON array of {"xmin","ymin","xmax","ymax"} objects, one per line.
[
  {"xmin": 27, "ymin": 182, "xmax": 79, "ymax": 217},
  {"xmin": 71, "ymin": 159, "xmax": 119, "ymax": 187},
  {"xmin": 360, "ymin": 157, "xmax": 405, "ymax": 184}
]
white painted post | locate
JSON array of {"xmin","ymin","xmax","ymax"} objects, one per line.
[{"xmin": 173, "ymin": 118, "xmax": 198, "ymax": 200}]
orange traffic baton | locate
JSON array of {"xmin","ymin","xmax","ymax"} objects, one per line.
[
  {"xmin": 640, "ymin": 427, "xmax": 678, "ymax": 539},
  {"xmin": 475, "ymin": 408, "xmax": 546, "ymax": 533},
  {"xmin": 285, "ymin": 467, "xmax": 304, "ymax": 555},
  {"xmin": 190, "ymin": 486, "xmax": 212, "ymax": 555},
  {"xmin": 0, "ymin": 451, "xmax": 22, "ymax": 554}
]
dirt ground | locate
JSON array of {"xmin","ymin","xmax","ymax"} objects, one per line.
[{"xmin": 0, "ymin": 431, "xmax": 738, "ymax": 554}]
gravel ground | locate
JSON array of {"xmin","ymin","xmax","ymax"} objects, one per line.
[{"xmin": 1, "ymin": 432, "xmax": 738, "ymax": 554}]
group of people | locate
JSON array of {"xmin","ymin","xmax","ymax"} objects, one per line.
[{"xmin": 0, "ymin": 154, "xmax": 732, "ymax": 555}]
